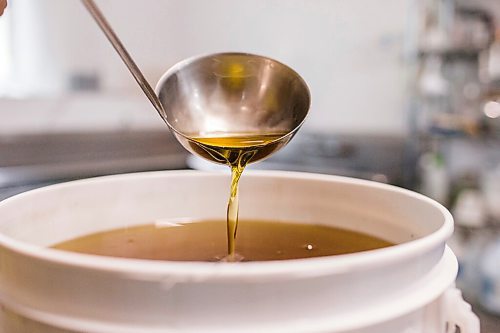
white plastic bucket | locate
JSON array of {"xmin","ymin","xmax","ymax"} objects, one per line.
[{"xmin": 0, "ymin": 171, "xmax": 479, "ymax": 333}]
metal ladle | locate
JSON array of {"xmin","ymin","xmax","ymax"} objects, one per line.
[{"xmin": 81, "ymin": 0, "xmax": 310, "ymax": 164}]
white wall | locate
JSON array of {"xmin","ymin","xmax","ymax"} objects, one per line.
[{"xmin": 4, "ymin": 0, "xmax": 411, "ymax": 135}]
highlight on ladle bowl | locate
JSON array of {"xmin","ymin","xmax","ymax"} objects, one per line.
[{"xmin": 155, "ymin": 52, "xmax": 311, "ymax": 166}]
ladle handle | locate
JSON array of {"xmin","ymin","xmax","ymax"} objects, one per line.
[{"xmin": 81, "ymin": 0, "xmax": 166, "ymax": 122}]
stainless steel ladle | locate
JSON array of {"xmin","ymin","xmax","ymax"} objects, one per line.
[{"xmin": 81, "ymin": 0, "xmax": 310, "ymax": 161}]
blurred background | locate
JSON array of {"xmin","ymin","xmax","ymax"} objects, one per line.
[{"xmin": 0, "ymin": 0, "xmax": 500, "ymax": 330}]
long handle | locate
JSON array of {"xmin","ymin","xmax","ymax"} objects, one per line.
[{"xmin": 81, "ymin": 0, "xmax": 167, "ymax": 122}]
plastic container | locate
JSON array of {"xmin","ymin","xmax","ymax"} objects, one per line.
[{"xmin": 0, "ymin": 171, "xmax": 479, "ymax": 333}]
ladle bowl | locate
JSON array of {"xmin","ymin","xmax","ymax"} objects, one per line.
[{"xmin": 155, "ymin": 53, "xmax": 311, "ymax": 163}]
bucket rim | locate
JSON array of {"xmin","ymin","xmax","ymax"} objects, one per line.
[{"xmin": 0, "ymin": 170, "xmax": 454, "ymax": 281}]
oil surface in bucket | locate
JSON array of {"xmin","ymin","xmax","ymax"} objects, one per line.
[{"xmin": 52, "ymin": 220, "xmax": 393, "ymax": 262}]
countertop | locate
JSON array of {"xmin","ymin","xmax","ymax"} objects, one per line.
[{"xmin": 0, "ymin": 130, "xmax": 188, "ymax": 188}]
